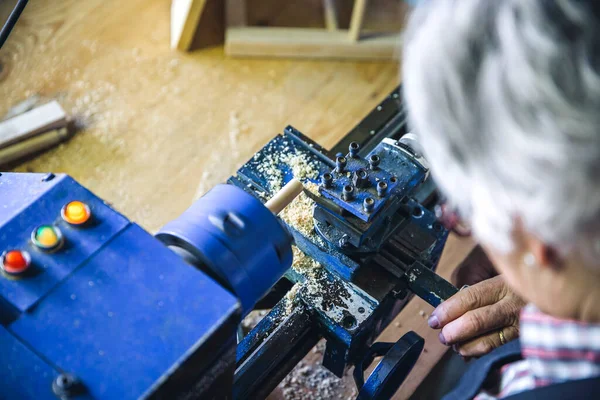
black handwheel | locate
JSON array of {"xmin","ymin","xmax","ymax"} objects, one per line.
[{"xmin": 354, "ymin": 331, "xmax": 425, "ymax": 400}]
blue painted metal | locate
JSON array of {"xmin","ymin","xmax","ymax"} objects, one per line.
[
  {"xmin": 354, "ymin": 332, "xmax": 425, "ymax": 400},
  {"xmin": 0, "ymin": 173, "xmax": 129, "ymax": 314},
  {"xmin": 0, "ymin": 173, "xmax": 242, "ymax": 399},
  {"xmin": 230, "ymin": 122, "xmax": 454, "ymax": 396},
  {"xmin": 0, "ymin": 325, "xmax": 62, "ymax": 400},
  {"xmin": 157, "ymin": 184, "xmax": 294, "ymax": 315}
]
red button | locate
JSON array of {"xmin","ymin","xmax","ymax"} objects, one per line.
[{"xmin": 2, "ymin": 250, "xmax": 31, "ymax": 275}]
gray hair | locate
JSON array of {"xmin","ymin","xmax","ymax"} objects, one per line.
[{"xmin": 402, "ymin": 0, "xmax": 600, "ymax": 262}]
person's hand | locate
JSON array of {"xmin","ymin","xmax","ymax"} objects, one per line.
[{"xmin": 428, "ymin": 275, "xmax": 525, "ymax": 357}]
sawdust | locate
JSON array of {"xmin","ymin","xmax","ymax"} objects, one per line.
[
  {"xmin": 280, "ymin": 193, "xmax": 318, "ymax": 239},
  {"xmin": 255, "ymin": 146, "xmax": 320, "ymax": 192},
  {"xmin": 279, "ymin": 359, "xmax": 356, "ymax": 400},
  {"xmin": 291, "ymin": 246, "xmax": 321, "ymax": 277},
  {"xmin": 242, "ymin": 309, "xmax": 269, "ymax": 332},
  {"xmin": 284, "ymin": 284, "xmax": 300, "ymax": 315},
  {"xmin": 303, "ymin": 180, "xmax": 320, "ymax": 197}
]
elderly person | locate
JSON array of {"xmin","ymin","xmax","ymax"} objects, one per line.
[{"xmin": 402, "ymin": 0, "xmax": 600, "ymax": 398}]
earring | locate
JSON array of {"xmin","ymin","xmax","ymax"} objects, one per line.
[{"xmin": 523, "ymin": 252, "xmax": 536, "ymax": 267}]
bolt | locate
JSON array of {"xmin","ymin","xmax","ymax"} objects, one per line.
[
  {"xmin": 369, "ymin": 154, "xmax": 380, "ymax": 170},
  {"xmin": 412, "ymin": 207, "xmax": 424, "ymax": 218},
  {"xmin": 363, "ymin": 197, "xmax": 375, "ymax": 213},
  {"xmin": 320, "ymin": 172, "xmax": 333, "ymax": 188},
  {"xmin": 339, "ymin": 234, "xmax": 350, "ymax": 248},
  {"xmin": 348, "ymin": 142, "xmax": 360, "ymax": 158},
  {"xmin": 352, "ymin": 168, "xmax": 368, "ymax": 188},
  {"xmin": 42, "ymin": 173, "xmax": 55, "ymax": 182},
  {"xmin": 335, "ymin": 156, "xmax": 347, "ymax": 173},
  {"xmin": 377, "ymin": 181, "xmax": 388, "ymax": 197},
  {"xmin": 52, "ymin": 373, "xmax": 83, "ymax": 398},
  {"xmin": 342, "ymin": 184, "xmax": 355, "ymax": 201}
]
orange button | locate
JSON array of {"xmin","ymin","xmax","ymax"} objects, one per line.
[
  {"xmin": 2, "ymin": 250, "xmax": 31, "ymax": 275},
  {"xmin": 62, "ymin": 201, "xmax": 91, "ymax": 225}
]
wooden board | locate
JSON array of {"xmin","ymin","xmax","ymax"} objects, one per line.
[
  {"xmin": 170, "ymin": 0, "xmax": 208, "ymax": 51},
  {"xmin": 226, "ymin": 27, "xmax": 402, "ymax": 60},
  {"xmin": 0, "ymin": 101, "xmax": 67, "ymax": 149}
]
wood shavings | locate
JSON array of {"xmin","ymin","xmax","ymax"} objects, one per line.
[
  {"xmin": 280, "ymin": 192, "xmax": 317, "ymax": 239},
  {"xmin": 255, "ymin": 146, "xmax": 320, "ymax": 192},
  {"xmin": 291, "ymin": 246, "xmax": 321, "ymax": 278},
  {"xmin": 303, "ymin": 181, "xmax": 321, "ymax": 197},
  {"xmin": 284, "ymin": 284, "xmax": 300, "ymax": 315}
]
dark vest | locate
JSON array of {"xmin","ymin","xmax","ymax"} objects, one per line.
[{"xmin": 442, "ymin": 339, "xmax": 600, "ymax": 400}]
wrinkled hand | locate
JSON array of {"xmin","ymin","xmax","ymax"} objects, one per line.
[{"xmin": 428, "ymin": 275, "xmax": 525, "ymax": 357}]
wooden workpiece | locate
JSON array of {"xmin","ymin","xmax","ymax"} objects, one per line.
[{"xmin": 0, "ymin": 1, "xmax": 472, "ymax": 398}]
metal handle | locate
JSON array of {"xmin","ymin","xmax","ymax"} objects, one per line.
[{"xmin": 354, "ymin": 331, "xmax": 425, "ymax": 400}]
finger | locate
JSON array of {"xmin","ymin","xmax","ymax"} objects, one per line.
[
  {"xmin": 429, "ymin": 276, "xmax": 506, "ymax": 329},
  {"xmin": 439, "ymin": 301, "xmax": 516, "ymax": 345},
  {"xmin": 455, "ymin": 326, "xmax": 519, "ymax": 357}
]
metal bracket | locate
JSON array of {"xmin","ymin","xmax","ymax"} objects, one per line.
[{"xmin": 354, "ymin": 331, "xmax": 424, "ymax": 400}]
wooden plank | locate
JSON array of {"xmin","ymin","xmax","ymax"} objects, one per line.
[
  {"xmin": 0, "ymin": 128, "xmax": 70, "ymax": 167},
  {"xmin": 323, "ymin": 0, "xmax": 339, "ymax": 31},
  {"xmin": 348, "ymin": 0, "xmax": 368, "ymax": 41},
  {"xmin": 0, "ymin": 101, "xmax": 67, "ymax": 150},
  {"xmin": 226, "ymin": 27, "xmax": 402, "ymax": 60},
  {"xmin": 170, "ymin": 0, "xmax": 208, "ymax": 51}
]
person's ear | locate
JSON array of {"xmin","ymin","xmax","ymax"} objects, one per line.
[{"xmin": 527, "ymin": 237, "xmax": 563, "ymax": 270}]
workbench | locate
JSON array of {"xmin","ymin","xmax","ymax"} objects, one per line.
[{"xmin": 0, "ymin": 1, "xmax": 475, "ymax": 398}]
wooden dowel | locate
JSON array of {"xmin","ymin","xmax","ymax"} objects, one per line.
[
  {"xmin": 0, "ymin": 128, "xmax": 70, "ymax": 166},
  {"xmin": 323, "ymin": 0, "xmax": 339, "ymax": 31},
  {"xmin": 0, "ymin": 101, "xmax": 67, "ymax": 150},
  {"xmin": 265, "ymin": 178, "xmax": 304, "ymax": 215},
  {"xmin": 348, "ymin": 0, "xmax": 368, "ymax": 41}
]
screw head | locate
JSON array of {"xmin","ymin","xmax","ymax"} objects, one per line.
[
  {"xmin": 321, "ymin": 172, "xmax": 333, "ymax": 188},
  {"xmin": 363, "ymin": 197, "xmax": 375, "ymax": 213},
  {"xmin": 52, "ymin": 373, "xmax": 83, "ymax": 398},
  {"xmin": 342, "ymin": 184, "xmax": 355, "ymax": 201},
  {"xmin": 349, "ymin": 141, "xmax": 360, "ymax": 157},
  {"xmin": 338, "ymin": 234, "xmax": 350, "ymax": 248},
  {"xmin": 369, "ymin": 154, "xmax": 380, "ymax": 169},
  {"xmin": 377, "ymin": 181, "xmax": 388, "ymax": 197},
  {"xmin": 42, "ymin": 173, "xmax": 55, "ymax": 182},
  {"xmin": 335, "ymin": 156, "xmax": 347, "ymax": 173},
  {"xmin": 352, "ymin": 168, "xmax": 368, "ymax": 188}
]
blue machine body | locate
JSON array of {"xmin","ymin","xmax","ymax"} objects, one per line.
[
  {"xmin": 0, "ymin": 173, "xmax": 252, "ymax": 399},
  {"xmin": 157, "ymin": 184, "xmax": 293, "ymax": 315}
]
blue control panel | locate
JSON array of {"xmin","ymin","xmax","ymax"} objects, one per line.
[{"xmin": 0, "ymin": 173, "xmax": 240, "ymax": 399}]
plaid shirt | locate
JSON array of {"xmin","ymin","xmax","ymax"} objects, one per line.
[{"xmin": 475, "ymin": 304, "xmax": 600, "ymax": 399}]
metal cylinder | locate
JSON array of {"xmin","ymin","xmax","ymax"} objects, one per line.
[
  {"xmin": 368, "ymin": 154, "xmax": 380, "ymax": 170},
  {"xmin": 336, "ymin": 156, "xmax": 347, "ymax": 173},
  {"xmin": 352, "ymin": 168, "xmax": 369, "ymax": 188},
  {"xmin": 342, "ymin": 184, "xmax": 355, "ymax": 201},
  {"xmin": 321, "ymin": 172, "xmax": 333, "ymax": 188},
  {"xmin": 377, "ymin": 181, "xmax": 388, "ymax": 197},
  {"xmin": 349, "ymin": 141, "xmax": 360, "ymax": 158},
  {"xmin": 156, "ymin": 184, "xmax": 293, "ymax": 314},
  {"xmin": 363, "ymin": 197, "xmax": 375, "ymax": 213}
]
